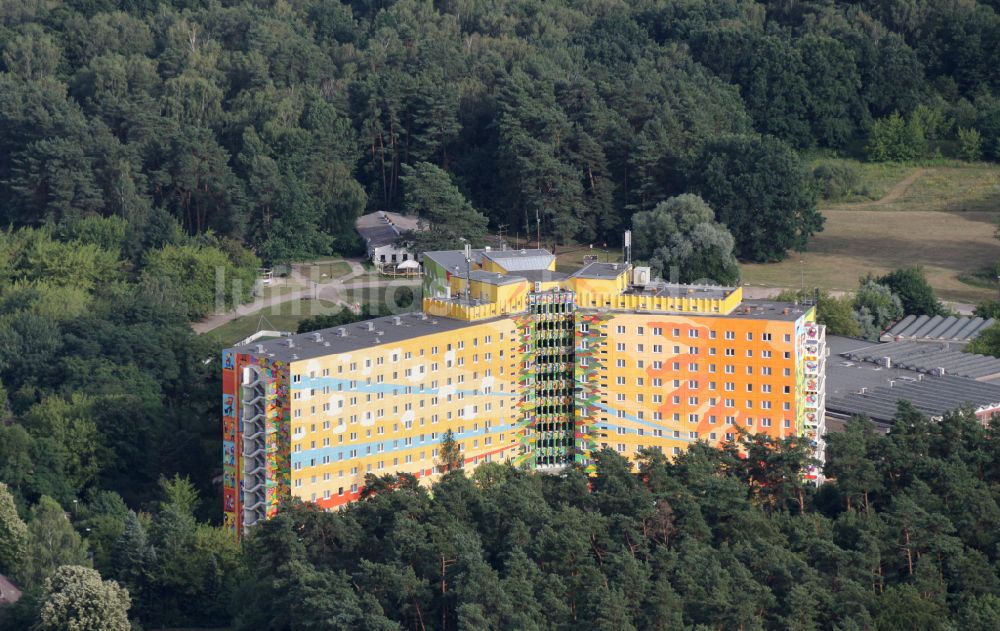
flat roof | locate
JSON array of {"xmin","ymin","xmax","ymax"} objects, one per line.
[
  {"xmin": 825, "ymin": 334, "xmax": 1000, "ymax": 422},
  {"xmin": 841, "ymin": 339, "xmax": 1000, "ymax": 381},
  {"xmin": 827, "ymin": 375, "xmax": 1000, "ymax": 423},
  {"xmin": 726, "ymin": 300, "xmax": 808, "ymax": 322},
  {"xmin": 625, "ymin": 283, "xmax": 734, "ymax": 301},
  {"xmin": 467, "ymin": 270, "xmax": 528, "ymax": 286},
  {"xmin": 571, "ymin": 262, "xmax": 629, "ymax": 279},
  {"xmin": 507, "ymin": 269, "xmax": 569, "ymax": 283},
  {"xmin": 232, "ymin": 312, "xmax": 489, "ymax": 363}
]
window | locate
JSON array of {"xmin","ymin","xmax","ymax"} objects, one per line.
[{"xmin": 725, "ymin": 331, "xmax": 735, "ymax": 340}]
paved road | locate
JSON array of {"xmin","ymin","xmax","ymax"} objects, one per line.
[
  {"xmin": 191, "ymin": 259, "xmax": 420, "ymax": 334},
  {"xmin": 742, "ymin": 285, "xmax": 975, "ymax": 315}
]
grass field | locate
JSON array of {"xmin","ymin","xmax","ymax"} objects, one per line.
[{"xmin": 742, "ymin": 163, "xmax": 1000, "ymax": 303}]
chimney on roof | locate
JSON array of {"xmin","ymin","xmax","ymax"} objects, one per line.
[
  {"xmin": 337, "ymin": 327, "xmax": 347, "ymax": 337},
  {"xmin": 285, "ymin": 339, "xmax": 295, "ymax": 348},
  {"xmin": 366, "ymin": 321, "xmax": 375, "ymax": 331},
  {"xmin": 520, "ymin": 249, "xmax": 526, "ymax": 254},
  {"xmin": 255, "ymin": 344, "xmax": 265, "ymax": 353},
  {"xmin": 392, "ymin": 316, "xmax": 402, "ymax": 325}
]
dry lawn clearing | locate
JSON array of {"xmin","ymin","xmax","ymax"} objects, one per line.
[{"xmin": 742, "ymin": 164, "xmax": 1000, "ymax": 302}]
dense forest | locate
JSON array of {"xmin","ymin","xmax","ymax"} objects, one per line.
[
  {"xmin": 8, "ymin": 404, "xmax": 998, "ymax": 630},
  {"xmin": 0, "ymin": 0, "xmax": 999, "ymax": 264},
  {"xmin": 1, "ymin": 0, "xmax": 1000, "ymax": 628}
]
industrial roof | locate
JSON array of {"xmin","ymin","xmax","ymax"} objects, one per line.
[
  {"xmin": 825, "ymin": 334, "xmax": 1000, "ymax": 425},
  {"xmin": 481, "ymin": 248, "xmax": 555, "ymax": 271},
  {"xmin": 233, "ymin": 312, "xmax": 489, "ymax": 363},
  {"xmin": 571, "ymin": 262, "xmax": 629, "ymax": 279},
  {"xmin": 840, "ymin": 339, "xmax": 1000, "ymax": 381},
  {"xmin": 354, "ymin": 211, "xmax": 422, "ymax": 247},
  {"xmin": 880, "ymin": 314, "xmax": 995, "ymax": 342},
  {"xmin": 826, "ymin": 374, "xmax": 1000, "ymax": 424}
]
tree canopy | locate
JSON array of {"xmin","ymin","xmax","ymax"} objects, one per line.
[{"xmin": 631, "ymin": 194, "xmax": 739, "ymax": 284}]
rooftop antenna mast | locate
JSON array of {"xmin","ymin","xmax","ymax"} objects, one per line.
[
  {"xmin": 464, "ymin": 243, "xmax": 472, "ymax": 302},
  {"xmin": 623, "ymin": 229, "xmax": 632, "ymax": 266}
]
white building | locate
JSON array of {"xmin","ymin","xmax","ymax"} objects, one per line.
[{"xmin": 354, "ymin": 211, "xmax": 424, "ymax": 272}]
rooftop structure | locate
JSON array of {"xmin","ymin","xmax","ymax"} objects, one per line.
[
  {"xmin": 825, "ymin": 335, "xmax": 1000, "ymax": 427},
  {"xmin": 880, "ymin": 314, "xmax": 995, "ymax": 343},
  {"xmin": 222, "ymin": 247, "xmax": 827, "ymax": 536}
]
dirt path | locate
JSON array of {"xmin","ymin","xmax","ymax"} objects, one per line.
[
  {"xmin": 831, "ymin": 168, "xmax": 927, "ymax": 210},
  {"xmin": 873, "ymin": 168, "xmax": 926, "ymax": 205}
]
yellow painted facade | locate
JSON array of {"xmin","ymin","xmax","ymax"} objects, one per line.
[
  {"xmin": 286, "ymin": 318, "xmax": 521, "ymax": 509},
  {"xmin": 226, "ymin": 249, "xmax": 826, "ymax": 532}
]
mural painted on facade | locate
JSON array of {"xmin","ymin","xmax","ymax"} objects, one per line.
[{"xmin": 224, "ymin": 251, "xmax": 827, "ymax": 535}]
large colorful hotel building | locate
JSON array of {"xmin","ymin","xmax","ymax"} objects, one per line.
[{"xmin": 221, "ymin": 248, "xmax": 827, "ymax": 533}]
